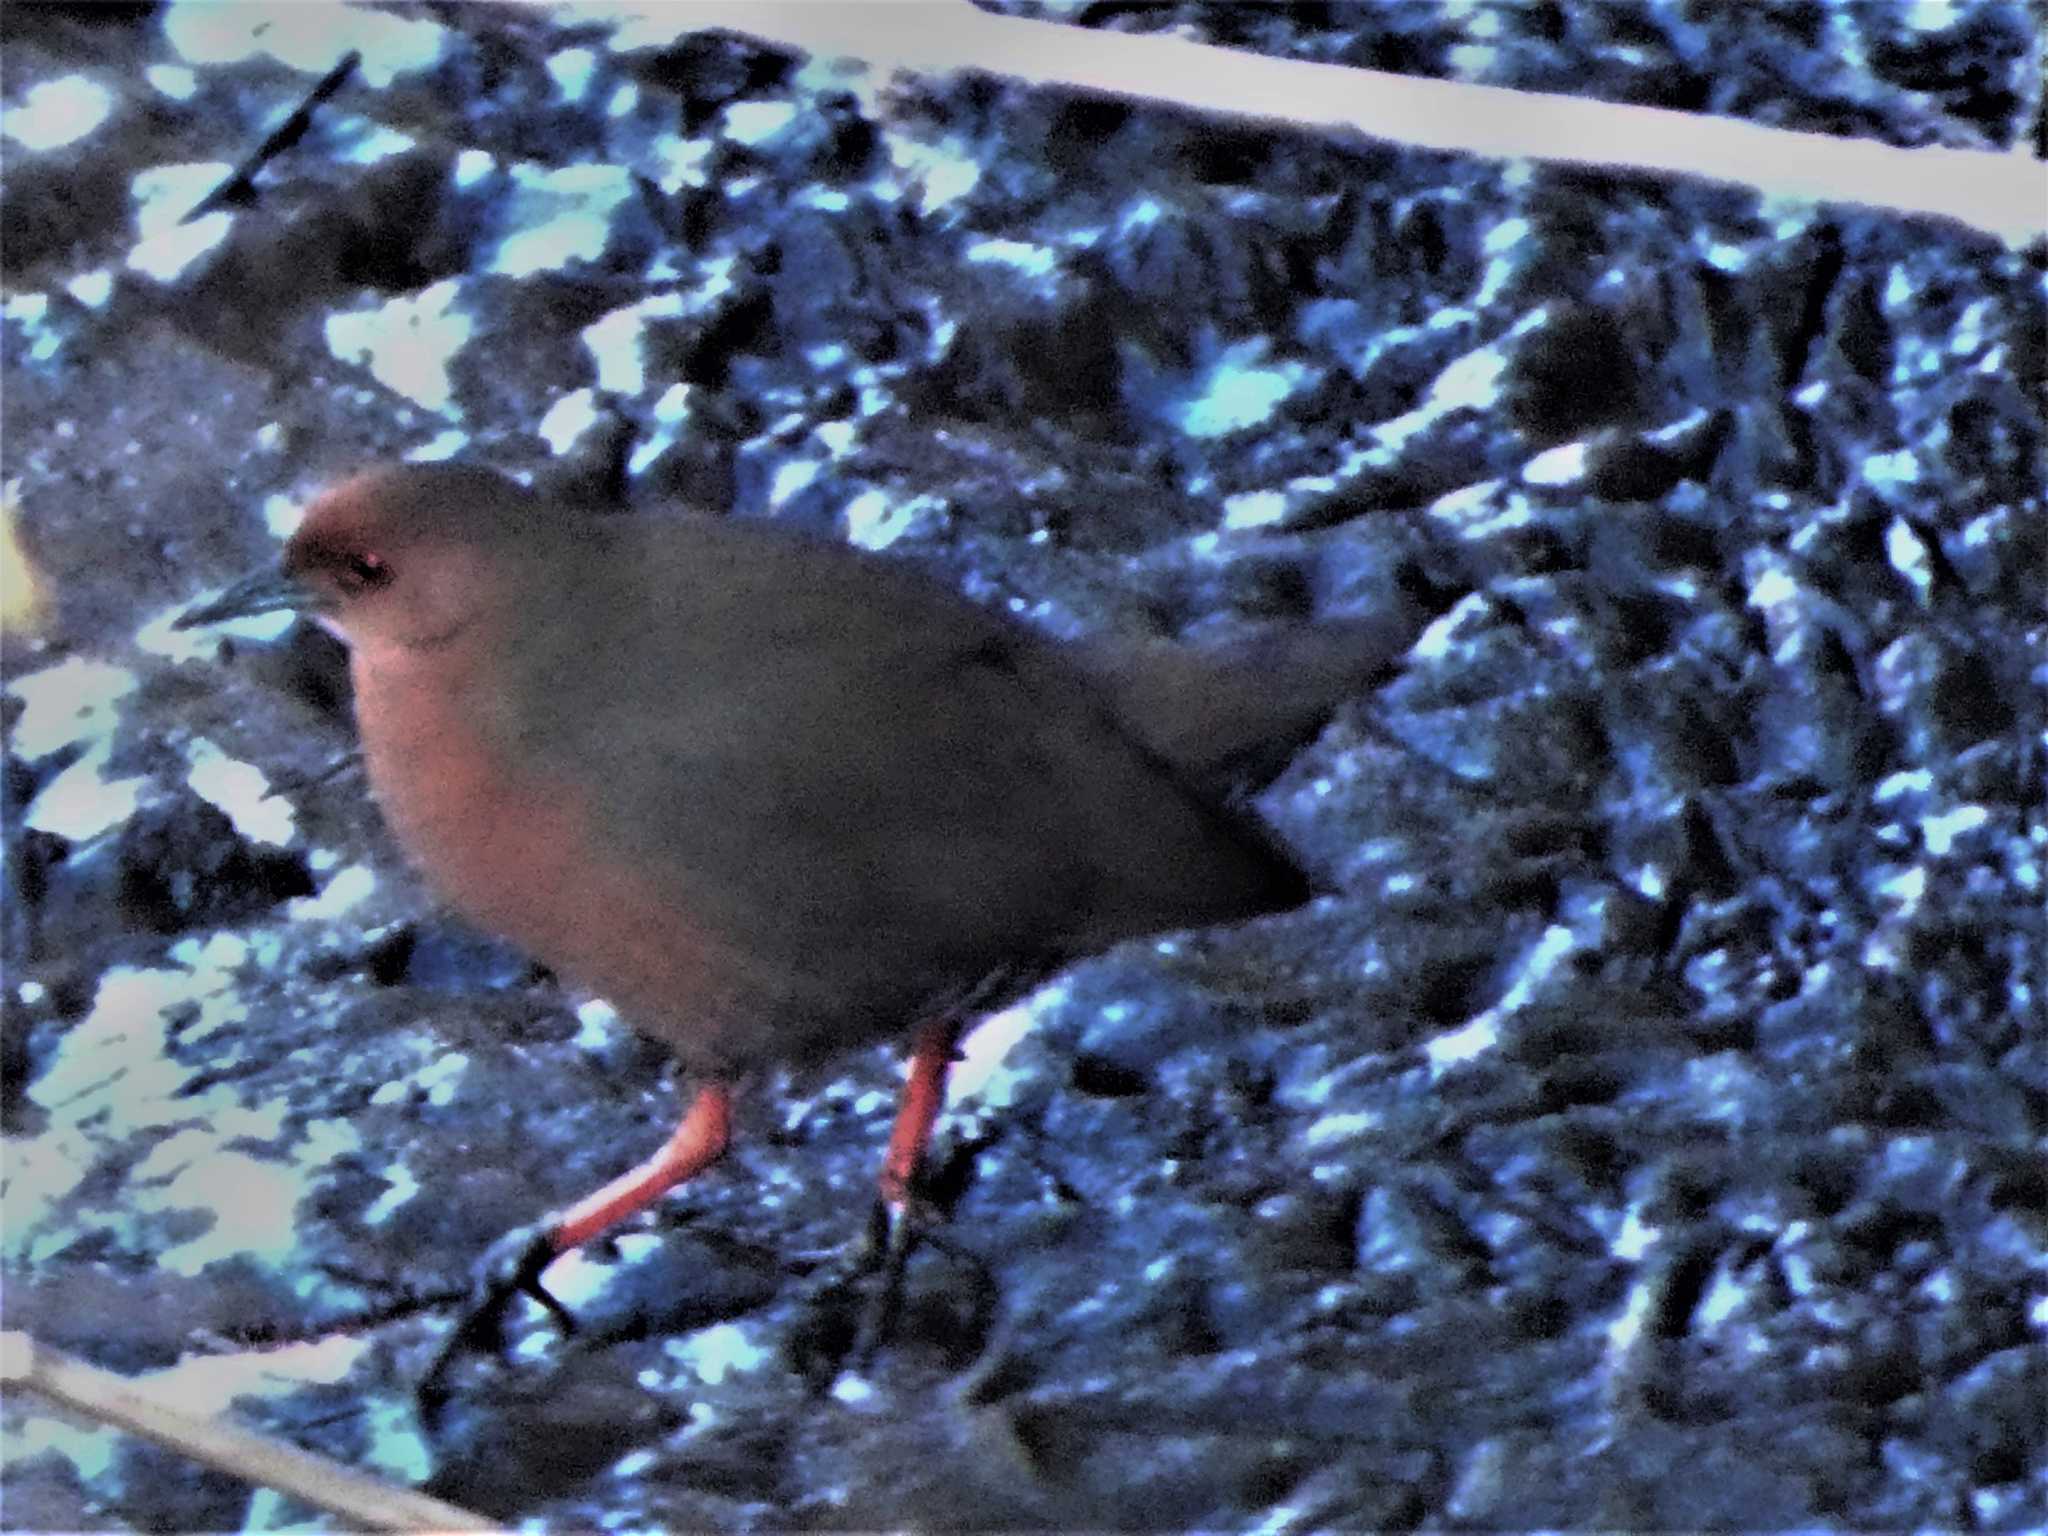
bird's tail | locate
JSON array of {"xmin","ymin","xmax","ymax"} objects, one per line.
[{"xmin": 1076, "ymin": 600, "xmax": 1439, "ymax": 803}]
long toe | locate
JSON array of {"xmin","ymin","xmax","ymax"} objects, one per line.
[
  {"xmin": 416, "ymin": 1221, "xmax": 576, "ymax": 1416},
  {"xmin": 852, "ymin": 1198, "xmax": 928, "ymax": 1362},
  {"xmin": 785, "ymin": 1200, "xmax": 998, "ymax": 1387}
]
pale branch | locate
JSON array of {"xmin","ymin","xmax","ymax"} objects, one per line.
[
  {"xmin": 0, "ymin": 1331, "xmax": 501, "ymax": 1535},
  {"xmin": 648, "ymin": 0, "xmax": 2042, "ymax": 245}
]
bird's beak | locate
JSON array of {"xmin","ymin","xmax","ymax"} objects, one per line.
[{"xmin": 173, "ymin": 567, "xmax": 321, "ymax": 630}]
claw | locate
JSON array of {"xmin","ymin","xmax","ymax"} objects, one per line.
[{"xmin": 415, "ymin": 1220, "xmax": 572, "ymax": 1417}]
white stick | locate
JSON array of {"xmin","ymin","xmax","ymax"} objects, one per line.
[
  {"xmin": 645, "ymin": 0, "xmax": 2043, "ymax": 245},
  {"xmin": 0, "ymin": 1331, "xmax": 501, "ymax": 1534}
]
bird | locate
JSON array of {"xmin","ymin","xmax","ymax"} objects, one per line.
[{"xmin": 177, "ymin": 461, "xmax": 1434, "ymax": 1403}]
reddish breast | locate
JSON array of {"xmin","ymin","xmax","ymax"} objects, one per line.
[{"xmin": 348, "ymin": 635, "xmax": 755, "ymax": 1068}]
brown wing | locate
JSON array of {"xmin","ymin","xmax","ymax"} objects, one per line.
[{"xmin": 510, "ymin": 514, "xmax": 1308, "ymax": 1038}]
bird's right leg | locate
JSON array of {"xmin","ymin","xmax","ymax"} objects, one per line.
[
  {"xmin": 417, "ymin": 1080, "xmax": 732, "ymax": 1410},
  {"xmin": 852, "ymin": 1018, "xmax": 990, "ymax": 1355},
  {"xmin": 783, "ymin": 1021, "xmax": 999, "ymax": 1382},
  {"xmin": 875, "ymin": 1016, "xmax": 960, "ymax": 1233}
]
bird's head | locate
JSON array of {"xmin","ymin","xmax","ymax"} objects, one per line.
[{"xmin": 178, "ymin": 464, "xmax": 547, "ymax": 652}]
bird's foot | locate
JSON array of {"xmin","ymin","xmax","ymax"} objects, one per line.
[
  {"xmin": 848, "ymin": 1197, "xmax": 921, "ymax": 1360},
  {"xmin": 789, "ymin": 1197, "xmax": 996, "ymax": 1384},
  {"xmin": 416, "ymin": 1220, "xmax": 575, "ymax": 1419}
]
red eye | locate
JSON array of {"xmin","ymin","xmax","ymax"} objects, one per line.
[{"xmin": 340, "ymin": 552, "xmax": 390, "ymax": 592}]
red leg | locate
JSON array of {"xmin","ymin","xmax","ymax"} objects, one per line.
[
  {"xmin": 419, "ymin": 1082, "xmax": 737, "ymax": 1412},
  {"xmin": 878, "ymin": 1019, "xmax": 960, "ymax": 1214},
  {"xmin": 552, "ymin": 1081, "xmax": 732, "ymax": 1251}
]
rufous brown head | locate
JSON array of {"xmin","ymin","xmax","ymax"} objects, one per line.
[{"xmin": 177, "ymin": 465, "xmax": 545, "ymax": 652}]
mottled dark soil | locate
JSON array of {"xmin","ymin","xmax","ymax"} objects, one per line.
[{"xmin": 2, "ymin": 2, "xmax": 2042, "ymax": 1531}]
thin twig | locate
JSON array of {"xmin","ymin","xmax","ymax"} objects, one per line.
[{"xmin": 184, "ymin": 49, "xmax": 362, "ymax": 223}]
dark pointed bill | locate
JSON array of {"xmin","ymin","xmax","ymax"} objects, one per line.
[{"xmin": 173, "ymin": 568, "xmax": 319, "ymax": 630}]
